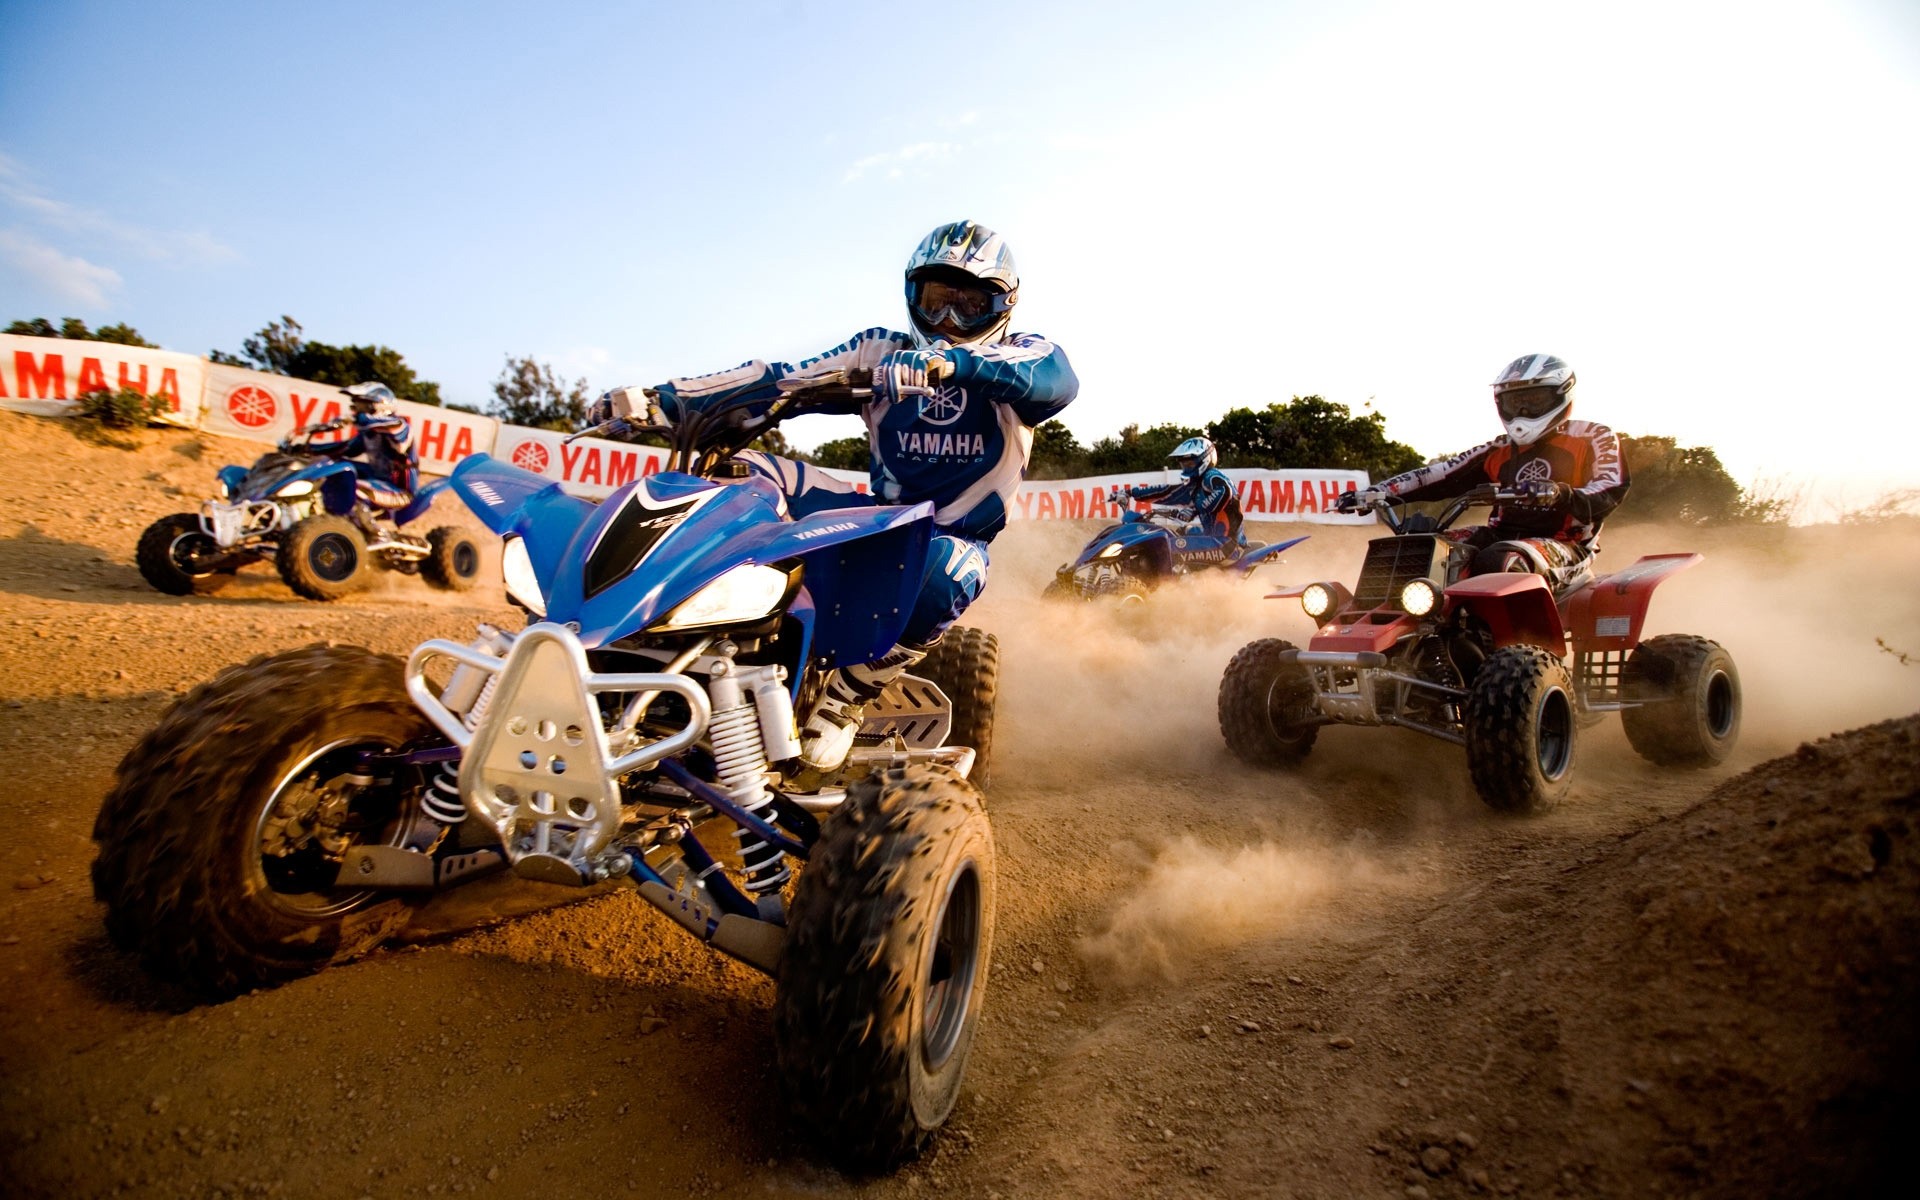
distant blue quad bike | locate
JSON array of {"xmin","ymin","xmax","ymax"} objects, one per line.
[
  {"xmin": 92, "ymin": 369, "xmax": 996, "ymax": 1171},
  {"xmin": 1046, "ymin": 488, "xmax": 1307, "ymax": 604},
  {"xmin": 134, "ymin": 424, "xmax": 482, "ymax": 600}
]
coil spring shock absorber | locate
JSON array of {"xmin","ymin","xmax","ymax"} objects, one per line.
[
  {"xmin": 707, "ymin": 661, "xmax": 789, "ymax": 895},
  {"xmin": 421, "ymin": 624, "xmax": 512, "ymax": 826}
]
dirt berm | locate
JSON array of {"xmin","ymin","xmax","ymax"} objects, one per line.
[{"xmin": 1, "ymin": 409, "xmax": 1916, "ymax": 1198}]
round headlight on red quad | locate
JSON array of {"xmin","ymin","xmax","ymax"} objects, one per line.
[
  {"xmin": 1400, "ymin": 579, "xmax": 1437, "ymax": 616},
  {"xmin": 1302, "ymin": 583, "xmax": 1336, "ymax": 620}
]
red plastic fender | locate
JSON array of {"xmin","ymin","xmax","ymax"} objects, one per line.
[
  {"xmin": 1562, "ymin": 553, "xmax": 1703, "ymax": 653},
  {"xmin": 1443, "ymin": 572, "xmax": 1566, "ymax": 652}
]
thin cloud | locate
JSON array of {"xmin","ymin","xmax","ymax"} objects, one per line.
[
  {"xmin": 841, "ymin": 140, "xmax": 960, "ymax": 184},
  {"xmin": 0, "ymin": 229, "xmax": 122, "ymax": 307},
  {"xmin": 0, "ymin": 153, "xmax": 237, "ymax": 265}
]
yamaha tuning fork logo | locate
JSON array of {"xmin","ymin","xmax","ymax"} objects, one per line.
[{"xmin": 918, "ymin": 384, "xmax": 967, "ymax": 426}]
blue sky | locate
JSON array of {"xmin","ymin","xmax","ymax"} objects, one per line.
[{"xmin": 3, "ymin": 0, "xmax": 1916, "ymax": 512}]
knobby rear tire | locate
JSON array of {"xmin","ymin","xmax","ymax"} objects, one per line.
[
  {"xmin": 1620, "ymin": 634, "xmax": 1741, "ymax": 767},
  {"xmin": 916, "ymin": 626, "xmax": 1000, "ymax": 792},
  {"xmin": 421, "ymin": 525, "xmax": 482, "ymax": 591}
]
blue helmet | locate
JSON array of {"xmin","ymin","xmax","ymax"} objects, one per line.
[
  {"xmin": 1169, "ymin": 436, "xmax": 1216, "ymax": 479},
  {"xmin": 904, "ymin": 221, "xmax": 1019, "ymax": 348}
]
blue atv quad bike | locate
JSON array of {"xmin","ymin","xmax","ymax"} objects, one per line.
[
  {"xmin": 134, "ymin": 422, "xmax": 482, "ymax": 600},
  {"xmin": 92, "ymin": 369, "xmax": 998, "ymax": 1171},
  {"xmin": 1045, "ymin": 488, "xmax": 1307, "ymax": 604}
]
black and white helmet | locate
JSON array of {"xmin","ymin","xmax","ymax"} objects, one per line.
[
  {"xmin": 342, "ymin": 381, "xmax": 398, "ymax": 417},
  {"xmin": 904, "ymin": 221, "xmax": 1019, "ymax": 349},
  {"xmin": 1490, "ymin": 354, "xmax": 1575, "ymax": 446},
  {"xmin": 1169, "ymin": 435, "xmax": 1217, "ymax": 478}
]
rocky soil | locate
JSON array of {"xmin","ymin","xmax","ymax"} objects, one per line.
[{"xmin": 1, "ymin": 408, "xmax": 1915, "ymax": 1199}]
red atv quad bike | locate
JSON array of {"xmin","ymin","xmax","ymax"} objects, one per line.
[{"xmin": 1217, "ymin": 484, "xmax": 1741, "ymax": 813}]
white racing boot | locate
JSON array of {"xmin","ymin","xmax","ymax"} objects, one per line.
[{"xmin": 797, "ymin": 641, "xmax": 931, "ymax": 774}]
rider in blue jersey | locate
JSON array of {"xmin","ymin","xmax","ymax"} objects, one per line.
[
  {"xmin": 318, "ymin": 382, "xmax": 418, "ymax": 512},
  {"xmin": 590, "ymin": 221, "xmax": 1078, "ymax": 770},
  {"xmin": 1124, "ymin": 436, "xmax": 1243, "ymax": 565}
]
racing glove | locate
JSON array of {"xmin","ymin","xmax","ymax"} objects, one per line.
[
  {"xmin": 871, "ymin": 350, "xmax": 949, "ymax": 405},
  {"xmin": 1335, "ymin": 487, "xmax": 1387, "ymax": 514},
  {"xmin": 586, "ymin": 387, "xmax": 666, "ymax": 427},
  {"xmin": 1513, "ymin": 480, "xmax": 1571, "ymax": 508}
]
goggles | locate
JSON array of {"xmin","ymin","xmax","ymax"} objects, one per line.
[
  {"xmin": 1495, "ymin": 384, "xmax": 1566, "ymax": 421},
  {"xmin": 910, "ymin": 277, "xmax": 1014, "ymax": 334}
]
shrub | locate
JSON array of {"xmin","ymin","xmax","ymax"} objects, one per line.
[{"xmin": 74, "ymin": 386, "xmax": 170, "ymax": 430}]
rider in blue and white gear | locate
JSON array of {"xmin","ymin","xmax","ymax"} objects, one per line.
[
  {"xmin": 1124, "ymin": 436, "xmax": 1243, "ymax": 564},
  {"xmin": 593, "ymin": 221, "xmax": 1078, "ymax": 770},
  {"xmin": 320, "ymin": 382, "xmax": 417, "ymax": 511}
]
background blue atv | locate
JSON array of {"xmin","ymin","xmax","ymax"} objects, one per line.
[
  {"xmin": 135, "ymin": 422, "xmax": 481, "ymax": 600},
  {"xmin": 1046, "ymin": 489, "xmax": 1307, "ymax": 603},
  {"xmin": 93, "ymin": 368, "xmax": 996, "ymax": 1172}
]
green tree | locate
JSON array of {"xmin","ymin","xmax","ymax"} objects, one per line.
[
  {"xmin": 1205, "ymin": 396, "xmax": 1425, "ymax": 478},
  {"xmin": 809, "ymin": 435, "xmax": 871, "ymax": 471},
  {"xmin": 1027, "ymin": 420, "xmax": 1088, "ymax": 480},
  {"xmin": 490, "ymin": 355, "xmax": 590, "ymax": 431},
  {"xmin": 1086, "ymin": 422, "xmax": 1203, "ymax": 474},
  {"xmin": 213, "ymin": 315, "xmax": 444, "ymax": 406},
  {"xmin": 6, "ymin": 317, "xmax": 157, "ymax": 347},
  {"xmin": 1615, "ymin": 435, "xmax": 1754, "ymax": 525}
]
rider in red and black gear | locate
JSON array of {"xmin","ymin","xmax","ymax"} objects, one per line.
[{"xmin": 1341, "ymin": 354, "xmax": 1630, "ymax": 592}]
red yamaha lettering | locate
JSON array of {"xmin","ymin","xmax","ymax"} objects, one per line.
[
  {"xmin": 605, "ymin": 449, "xmax": 638, "ymax": 489},
  {"xmin": 76, "ymin": 357, "xmax": 107, "ymax": 395},
  {"xmin": 14, "ymin": 351, "xmax": 64, "ymax": 399}
]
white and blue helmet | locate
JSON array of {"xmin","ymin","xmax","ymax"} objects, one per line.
[
  {"xmin": 1490, "ymin": 353, "xmax": 1575, "ymax": 446},
  {"xmin": 904, "ymin": 221, "xmax": 1019, "ymax": 348},
  {"xmin": 342, "ymin": 381, "xmax": 398, "ymax": 417},
  {"xmin": 1169, "ymin": 436, "xmax": 1216, "ymax": 478}
]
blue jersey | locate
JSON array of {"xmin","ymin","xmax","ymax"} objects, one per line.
[
  {"xmin": 1128, "ymin": 466, "xmax": 1241, "ymax": 540},
  {"xmin": 652, "ymin": 327, "xmax": 1077, "ymax": 541},
  {"xmin": 327, "ymin": 412, "xmax": 417, "ymax": 494}
]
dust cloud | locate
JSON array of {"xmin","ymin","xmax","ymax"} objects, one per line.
[
  {"xmin": 962, "ymin": 512, "xmax": 1920, "ymax": 977},
  {"xmin": 1076, "ymin": 835, "xmax": 1409, "ymax": 982}
]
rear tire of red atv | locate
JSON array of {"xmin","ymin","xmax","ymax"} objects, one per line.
[
  {"xmin": 1620, "ymin": 634, "xmax": 1741, "ymax": 767},
  {"xmin": 775, "ymin": 766, "xmax": 995, "ymax": 1172},
  {"xmin": 89, "ymin": 644, "xmax": 432, "ymax": 998},
  {"xmin": 421, "ymin": 525, "xmax": 482, "ymax": 591},
  {"xmin": 1218, "ymin": 638, "xmax": 1320, "ymax": 765},
  {"xmin": 277, "ymin": 515, "xmax": 367, "ymax": 601},
  {"xmin": 1465, "ymin": 646, "xmax": 1577, "ymax": 814},
  {"xmin": 916, "ymin": 626, "xmax": 999, "ymax": 793}
]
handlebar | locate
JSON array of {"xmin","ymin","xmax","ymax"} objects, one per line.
[
  {"xmin": 1361, "ymin": 483, "xmax": 1533, "ymax": 534},
  {"xmin": 568, "ymin": 357, "xmax": 955, "ymax": 478}
]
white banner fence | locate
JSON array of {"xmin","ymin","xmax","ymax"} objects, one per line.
[{"xmin": 0, "ymin": 333, "xmax": 1370, "ymax": 523}]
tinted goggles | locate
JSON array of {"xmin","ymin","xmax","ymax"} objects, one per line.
[
  {"xmin": 910, "ymin": 278, "xmax": 1013, "ymax": 333},
  {"xmin": 1496, "ymin": 384, "xmax": 1566, "ymax": 421}
]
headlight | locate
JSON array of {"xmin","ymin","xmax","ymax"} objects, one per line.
[
  {"xmin": 274, "ymin": 479, "xmax": 315, "ymax": 498},
  {"xmin": 1301, "ymin": 583, "xmax": 1335, "ymax": 620},
  {"xmin": 656, "ymin": 564, "xmax": 791, "ymax": 631},
  {"xmin": 1096, "ymin": 542, "xmax": 1124, "ymax": 559},
  {"xmin": 502, "ymin": 536, "xmax": 547, "ymax": 617},
  {"xmin": 1400, "ymin": 578, "xmax": 1437, "ymax": 616}
]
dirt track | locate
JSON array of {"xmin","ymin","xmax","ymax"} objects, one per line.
[{"xmin": 2, "ymin": 409, "xmax": 1917, "ymax": 1199}]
